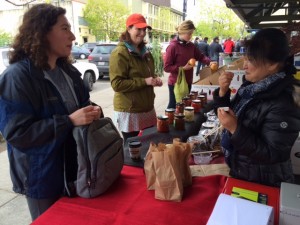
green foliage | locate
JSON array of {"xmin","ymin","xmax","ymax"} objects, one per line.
[
  {"xmin": 194, "ymin": 0, "xmax": 247, "ymax": 41},
  {"xmin": 151, "ymin": 39, "xmax": 164, "ymax": 77},
  {"xmin": 83, "ymin": 0, "xmax": 129, "ymax": 41},
  {"xmin": 0, "ymin": 31, "xmax": 12, "ymax": 47}
]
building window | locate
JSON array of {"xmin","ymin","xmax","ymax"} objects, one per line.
[
  {"xmin": 79, "ymin": 28, "xmax": 81, "ymax": 33},
  {"xmin": 148, "ymin": 4, "xmax": 153, "ymax": 15}
]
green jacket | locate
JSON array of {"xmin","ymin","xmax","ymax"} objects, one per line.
[{"xmin": 109, "ymin": 42, "xmax": 156, "ymax": 113}]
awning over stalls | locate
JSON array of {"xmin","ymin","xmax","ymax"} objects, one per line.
[{"xmin": 223, "ymin": 0, "xmax": 300, "ymax": 30}]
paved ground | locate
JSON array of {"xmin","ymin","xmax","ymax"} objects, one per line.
[{"xmin": 0, "ymin": 73, "xmax": 182, "ymax": 225}]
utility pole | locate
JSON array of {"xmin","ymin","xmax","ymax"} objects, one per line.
[
  {"xmin": 183, "ymin": 0, "xmax": 187, "ymax": 21},
  {"xmin": 183, "ymin": 0, "xmax": 195, "ymax": 21}
]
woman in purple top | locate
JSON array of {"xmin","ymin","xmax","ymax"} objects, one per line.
[{"xmin": 164, "ymin": 20, "xmax": 210, "ymax": 108}]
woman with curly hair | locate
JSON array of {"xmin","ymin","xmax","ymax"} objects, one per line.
[{"xmin": 0, "ymin": 4, "xmax": 101, "ymax": 220}]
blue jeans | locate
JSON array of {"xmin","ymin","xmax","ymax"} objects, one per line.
[{"xmin": 196, "ymin": 62, "xmax": 206, "ymax": 75}]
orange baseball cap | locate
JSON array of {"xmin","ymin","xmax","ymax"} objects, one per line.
[{"xmin": 126, "ymin": 13, "xmax": 152, "ymax": 29}]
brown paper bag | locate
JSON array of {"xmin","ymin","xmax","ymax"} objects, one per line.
[
  {"xmin": 144, "ymin": 139, "xmax": 192, "ymax": 202},
  {"xmin": 152, "ymin": 145, "xmax": 183, "ymax": 202},
  {"xmin": 172, "ymin": 139, "xmax": 192, "ymax": 187},
  {"xmin": 144, "ymin": 142, "xmax": 159, "ymax": 190}
]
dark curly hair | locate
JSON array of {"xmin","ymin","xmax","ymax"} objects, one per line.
[{"xmin": 9, "ymin": 3, "xmax": 72, "ymax": 70}]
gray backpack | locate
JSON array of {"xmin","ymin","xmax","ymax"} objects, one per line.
[{"xmin": 72, "ymin": 117, "xmax": 124, "ymax": 198}]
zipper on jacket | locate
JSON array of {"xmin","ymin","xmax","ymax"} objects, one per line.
[{"xmin": 144, "ymin": 57, "xmax": 152, "ymax": 77}]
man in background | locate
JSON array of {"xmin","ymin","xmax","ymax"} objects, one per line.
[
  {"xmin": 209, "ymin": 37, "xmax": 223, "ymax": 64},
  {"xmin": 196, "ymin": 37, "xmax": 209, "ymax": 76}
]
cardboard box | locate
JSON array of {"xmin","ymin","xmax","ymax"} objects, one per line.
[
  {"xmin": 192, "ymin": 58, "xmax": 245, "ymax": 101},
  {"xmin": 280, "ymin": 182, "xmax": 300, "ymax": 225},
  {"xmin": 191, "ymin": 85, "xmax": 219, "ymax": 101},
  {"xmin": 222, "ymin": 177, "xmax": 280, "ymax": 225},
  {"xmin": 191, "ymin": 84, "xmax": 240, "ymax": 101},
  {"xmin": 207, "ymin": 193, "xmax": 274, "ymax": 225}
]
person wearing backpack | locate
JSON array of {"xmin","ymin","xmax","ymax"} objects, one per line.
[{"xmin": 0, "ymin": 4, "xmax": 102, "ymax": 221}]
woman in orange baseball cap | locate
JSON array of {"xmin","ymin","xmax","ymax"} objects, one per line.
[{"xmin": 109, "ymin": 14, "xmax": 162, "ymax": 143}]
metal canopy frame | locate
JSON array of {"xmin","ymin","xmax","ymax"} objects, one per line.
[{"xmin": 223, "ymin": 0, "xmax": 300, "ymax": 29}]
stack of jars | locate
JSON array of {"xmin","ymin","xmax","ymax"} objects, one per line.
[{"xmin": 158, "ymin": 90, "xmax": 208, "ymax": 132}]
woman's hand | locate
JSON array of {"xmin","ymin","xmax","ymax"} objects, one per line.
[
  {"xmin": 218, "ymin": 71, "xmax": 234, "ymax": 97},
  {"xmin": 182, "ymin": 63, "xmax": 193, "ymax": 71},
  {"xmin": 154, "ymin": 77, "xmax": 163, "ymax": 86},
  {"xmin": 217, "ymin": 108, "xmax": 237, "ymax": 134},
  {"xmin": 145, "ymin": 77, "xmax": 163, "ymax": 87},
  {"xmin": 69, "ymin": 105, "xmax": 102, "ymax": 126}
]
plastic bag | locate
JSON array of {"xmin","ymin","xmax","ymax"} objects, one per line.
[{"xmin": 174, "ymin": 67, "xmax": 189, "ymax": 103}]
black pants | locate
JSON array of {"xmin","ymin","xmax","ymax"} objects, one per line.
[
  {"xmin": 167, "ymin": 84, "xmax": 192, "ymax": 109},
  {"xmin": 26, "ymin": 196, "xmax": 60, "ymax": 221}
]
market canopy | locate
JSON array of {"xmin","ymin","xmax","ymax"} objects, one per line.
[{"xmin": 223, "ymin": 0, "xmax": 300, "ymax": 30}]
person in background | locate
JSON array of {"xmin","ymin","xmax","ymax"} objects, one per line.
[
  {"xmin": 209, "ymin": 37, "xmax": 223, "ymax": 64},
  {"xmin": 0, "ymin": 4, "xmax": 102, "ymax": 221},
  {"xmin": 223, "ymin": 37, "xmax": 235, "ymax": 56},
  {"xmin": 234, "ymin": 37, "xmax": 245, "ymax": 53},
  {"xmin": 196, "ymin": 37, "xmax": 209, "ymax": 76},
  {"xmin": 193, "ymin": 36, "xmax": 200, "ymax": 46},
  {"xmin": 213, "ymin": 28, "xmax": 300, "ymax": 187},
  {"xmin": 109, "ymin": 13, "xmax": 162, "ymax": 142},
  {"xmin": 164, "ymin": 20, "xmax": 210, "ymax": 109}
]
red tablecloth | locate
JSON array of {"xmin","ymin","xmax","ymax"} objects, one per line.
[{"xmin": 32, "ymin": 166, "xmax": 227, "ymax": 225}]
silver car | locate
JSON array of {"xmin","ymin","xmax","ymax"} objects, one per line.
[{"xmin": 88, "ymin": 43, "xmax": 117, "ymax": 79}]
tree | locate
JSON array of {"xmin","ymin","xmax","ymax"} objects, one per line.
[
  {"xmin": 194, "ymin": 0, "xmax": 246, "ymax": 41},
  {"xmin": 0, "ymin": 31, "xmax": 12, "ymax": 47},
  {"xmin": 151, "ymin": 39, "xmax": 164, "ymax": 77},
  {"xmin": 83, "ymin": 0, "xmax": 129, "ymax": 42}
]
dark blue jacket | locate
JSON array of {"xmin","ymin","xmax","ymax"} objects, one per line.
[
  {"xmin": 209, "ymin": 42, "xmax": 223, "ymax": 61},
  {"xmin": 0, "ymin": 58, "xmax": 90, "ymax": 198}
]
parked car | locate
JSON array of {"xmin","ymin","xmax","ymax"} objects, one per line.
[
  {"xmin": 0, "ymin": 47, "xmax": 10, "ymax": 75},
  {"xmin": 71, "ymin": 46, "xmax": 90, "ymax": 59},
  {"xmin": 73, "ymin": 60, "xmax": 99, "ymax": 91},
  {"xmin": 88, "ymin": 43, "xmax": 117, "ymax": 79},
  {"xmin": 0, "ymin": 47, "xmax": 98, "ymax": 91},
  {"xmin": 81, "ymin": 42, "xmax": 98, "ymax": 53}
]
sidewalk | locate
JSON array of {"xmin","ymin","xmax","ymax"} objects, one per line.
[{"xmin": 0, "ymin": 73, "xmax": 199, "ymax": 225}]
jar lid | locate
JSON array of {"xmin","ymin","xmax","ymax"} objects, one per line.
[
  {"xmin": 182, "ymin": 96, "xmax": 189, "ymax": 100},
  {"xmin": 174, "ymin": 113, "xmax": 185, "ymax": 118},
  {"xmin": 165, "ymin": 108, "xmax": 175, "ymax": 112},
  {"xmin": 176, "ymin": 102, "xmax": 184, "ymax": 106},
  {"xmin": 198, "ymin": 95, "xmax": 205, "ymax": 98},
  {"xmin": 202, "ymin": 122, "xmax": 216, "ymax": 128},
  {"xmin": 184, "ymin": 106, "xmax": 194, "ymax": 111},
  {"xmin": 129, "ymin": 141, "xmax": 142, "ymax": 148},
  {"xmin": 157, "ymin": 115, "xmax": 169, "ymax": 120},
  {"xmin": 191, "ymin": 91, "xmax": 198, "ymax": 94},
  {"xmin": 192, "ymin": 99, "xmax": 201, "ymax": 103}
]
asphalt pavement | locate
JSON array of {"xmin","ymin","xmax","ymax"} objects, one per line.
[{"xmin": 0, "ymin": 72, "xmax": 189, "ymax": 225}]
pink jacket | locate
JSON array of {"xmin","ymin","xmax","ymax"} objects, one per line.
[{"xmin": 164, "ymin": 38, "xmax": 210, "ymax": 85}]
